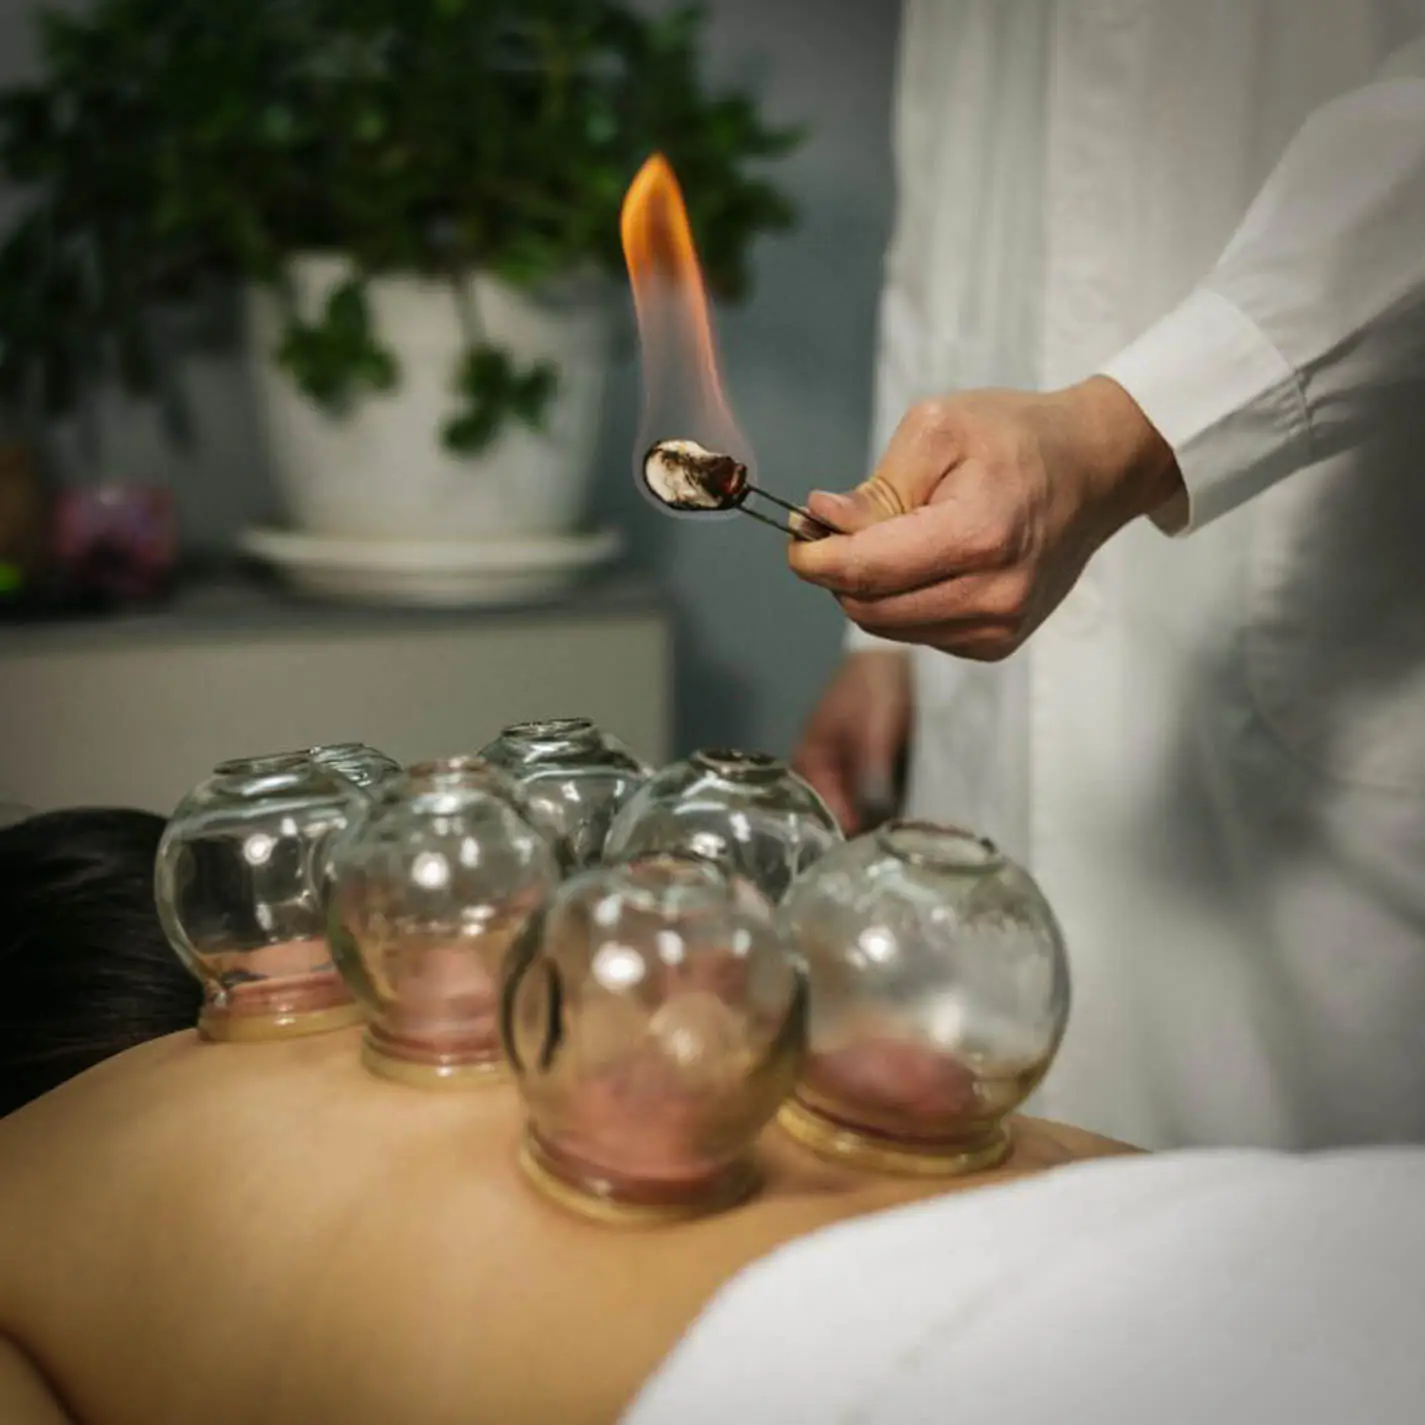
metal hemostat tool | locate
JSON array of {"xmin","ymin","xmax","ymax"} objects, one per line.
[{"xmin": 736, "ymin": 486, "xmax": 841, "ymax": 542}]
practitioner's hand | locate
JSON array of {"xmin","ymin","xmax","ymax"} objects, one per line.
[
  {"xmin": 792, "ymin": 650, "xmax": 911, "ymax": 833},
  {"xmin": 789, "ymin": 378, "xmax": 1184, "ymax": 660}
]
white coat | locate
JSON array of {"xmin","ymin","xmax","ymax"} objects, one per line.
[{"xmin": 854, "ymin": 0, "xmax": 1425, "ymax": 1150}]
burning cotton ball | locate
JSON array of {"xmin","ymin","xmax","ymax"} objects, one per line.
[{"xmin": 642, "ymin": 439, "xmax": 748, "ymax": 512}]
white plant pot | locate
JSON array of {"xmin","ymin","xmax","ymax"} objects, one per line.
[{"xmin": 247, "ymin": 255, "xmax": 613, "ymax": 541}]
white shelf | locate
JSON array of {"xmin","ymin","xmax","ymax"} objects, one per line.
[{"xmin": 0, "ymin": 572, "xmax": 672, "ymax": 814}]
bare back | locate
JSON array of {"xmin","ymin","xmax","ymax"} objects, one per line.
[{"xmin": 0, "ymin": 1029, "xmax": 1132, "ymax": 1425}]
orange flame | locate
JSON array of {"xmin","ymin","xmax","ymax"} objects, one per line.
[{"xmin": 619, "ymin": 153, "xmax": 750, "ymax": 482}]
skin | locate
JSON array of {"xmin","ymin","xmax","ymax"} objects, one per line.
[
  {"xmin": 788, "ymin": 378, "xmax": 1185, "ymax": 660},
  {"xmin": 791, "ymin": 648, "xmax": 911, "ymax": 833},
  {"xmin": 0, "ymin": 1028, "xmax": 1133, "ymax": 1425}
]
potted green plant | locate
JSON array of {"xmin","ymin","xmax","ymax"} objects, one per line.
[{"xmin": 0, "ymin": 0, "xmax": 797, "ymax": 595}]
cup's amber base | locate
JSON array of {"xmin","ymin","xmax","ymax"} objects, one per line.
[
  {"xmin": 359, "ymin": 1028, "xmax": 507, "ymax": 1090},
  {"xmin": 198, "ymin": 1000, "xmax": 363, "ymax": 1043},
  {"xmin": 777, "ymin": 1095, "xmax": 1012, "ymax": 1177},
  {"xmin": 518, "ymin": 1129, "xmax": 760, "ymax": 1227}
]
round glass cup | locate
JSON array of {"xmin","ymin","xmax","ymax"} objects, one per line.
[
  {"xmin": 327, "ymin": 756, "xmax": 563, "ymax": 1089},
  {"xmin": 155, "ymin": 751, "xmax": 370, "ymax": 1041},
  {"xmin": 775, "ymin": 820, "xmax": 1070, "ymax": 1176},
  {"xmin": 602, "ymin": 748, "xmax": 843, "ymax": 904},
  {"xmin": 501, "ymin": 854, "xmax": 807, "ymax": 1224},
  {"xmin": 478, "ymin": 718, "xmax": 650, "ymax": 868}
]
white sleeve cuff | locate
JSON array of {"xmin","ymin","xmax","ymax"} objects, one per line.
[{"xmin": 1100, "ymin": 286, "xmax": 1314, "ymax": 534}]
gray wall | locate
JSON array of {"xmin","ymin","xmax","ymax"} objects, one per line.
[
  {"xmin": 597, "ymin": 0, "xmax": 902, "ymax": 759},
  {"xmin": 0, "ymin": 0, "xmax": 902, "ymax": 761}
]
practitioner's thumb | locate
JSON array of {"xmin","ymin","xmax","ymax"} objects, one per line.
[{"xmin": 802, "ymin": 477, "xmax": 908, "ymax": 536}]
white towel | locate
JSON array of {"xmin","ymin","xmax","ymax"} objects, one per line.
[{"xmin": 622, "ymin": 1147, "xmax": 1425, "ymax": 1425}]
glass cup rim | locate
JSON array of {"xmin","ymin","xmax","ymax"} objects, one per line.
[
  {"xmin": 404, "ymin": 754, "xmax": 498, "ymax": 781},
  {"xmin": 500, "ymin": 716, "xmax": 598, "ymax": 741},
  {"xmin": 876, "ymin": 819, "xmax": 1005, "ymax": 872},
  {"xmin": 690, "ymin": 748, "xmax": 786, "ymax": 780},
  {"xmin": 212, "ymin": 750, "xmax": 315, "ymax": 779}
]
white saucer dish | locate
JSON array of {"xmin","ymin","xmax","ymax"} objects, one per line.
[{"xmin": 238, "ymin": 526, "xmax": 623, "ymax": 608}]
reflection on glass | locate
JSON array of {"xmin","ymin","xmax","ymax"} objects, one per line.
[
  {"xmin": 479, "ymin": 718, "xmax": 650, "ymax": 868},
  {"xmin": 603, "ymin": 749, "xmax": 842, "ymax": 903},
  {"xmin": 328, "ymin": 757, "xmax": 562, "ymax": 1089},
  {"xmin": 155, "ymin": 752, "xmax": 370, "ymax": 1041},
  {"xmin": 501, "ymin": 854, "xmax": 807, "ymax": 1224},
  {"xmin": 776, "ymin": 821, "xmax": 1071, "ymax": 1176}
]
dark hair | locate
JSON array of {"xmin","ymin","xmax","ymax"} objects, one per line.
[{"xmin": 0, "ymin": 808, "xmax": 201, "ymax": 1117}]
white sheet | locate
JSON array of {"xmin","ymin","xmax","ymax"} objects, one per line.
[{"xmin": 622, "ymin": 1148, "xmax": 1425, "ymax": 1424}]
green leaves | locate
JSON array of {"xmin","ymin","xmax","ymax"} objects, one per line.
[
  {"xmin": 0, "ymin": 0, "xmax": 801, "ymax": 455},
  {"xmin": 443, "ymin": 345, "xmax": 557, "ymax": 455},
  {"xmin": 275, "ymin": 278, "xmax": 397, "ymax": 412}
]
